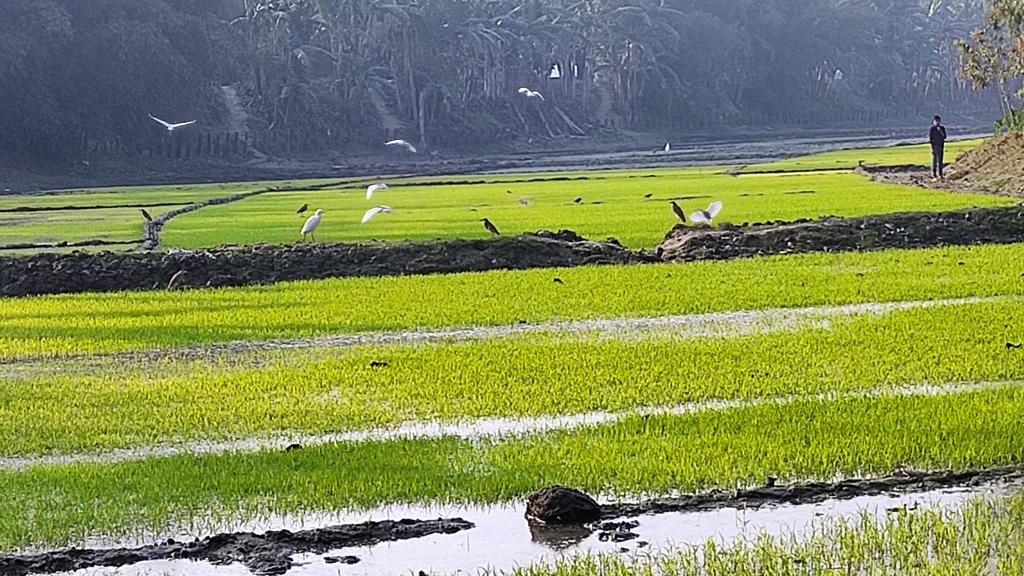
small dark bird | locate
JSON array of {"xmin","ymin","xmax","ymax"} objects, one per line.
[
  {"xmin": 140, "ymin": 209, "xmax": 153, "ymax": 222},
  {"xmin": 56, "ymin": 241, "xmax": 69, "ymax": 248},
  {"xmin": 481, "ymin": 218, "xmax": 500, "ymax": 236},
  {"xmin": 1007, "ymin": 342, "xmax": 1022, "ymax": 350},
  {"xmin": 505, "ymin": 190, "xmax": 512, "ymax": 194},
  {"xmin": 765, "ymin": 476, "xmax": 777, "ymax": 488},
  {"xmin": 297, "ymin": 203, "xmax": 308, "ymax": 215},
  {"xmin": 670, "ymin": 201, "xmax": 687, "ymax": 223},
  {"xmin": 574, "ymin": 197, "xmax": 583, "ymax": 204},
  {"xmin": 553, "ymin": 277, "xmax": 564, "ymax": 284},
  {"xmin": 370, "ymin": 360, "xmax": 390, "ymax": 368},
  {"xmin": 643, "ymin": 193, "xmax": 653, "ymax": 199},
  {"xmin": 285, "ymin": 443, "xmax": 302, "ymax": 452}
]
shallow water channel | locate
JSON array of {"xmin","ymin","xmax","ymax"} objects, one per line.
[{"xmin": 47, "ymin": 481, "xmax": 1014, "ymax": 576}]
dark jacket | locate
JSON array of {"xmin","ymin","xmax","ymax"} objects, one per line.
[{"xmin": 929, "ymin": 125, "xmax": 947, "ymax": 146}]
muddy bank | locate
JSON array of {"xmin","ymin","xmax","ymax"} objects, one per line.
[
  {"xmin": 599, "ymin": 464, "xmax": 1024, "ymax": 519},
  {"xmin": 0, "ymin": 232, "xmax": 652, "ymax": 297},
  {"xmin": 657, "ymin": 205, "xmax": 1024, "ymax": 262},
  {"xmin": 0, "ymin": 518, "xmax": 473, "ymax": 576},
  {"xmin": 0, "ymin": 126, "xmax": 989, "ymax": 194},
  {"xmin": 4, "ymin": 203, "xmax": 1024, "ymax": 296}
]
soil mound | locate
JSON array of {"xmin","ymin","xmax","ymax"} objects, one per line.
[
  {"xmin": 946, "ymin": 132, "xmax": 1024, "ymax": 197},
  {"xmin": 526, "ymin": 486, "xmax": 602, "ymax": 525},
  {"xmin": 0, "ymin": 233, "xmax": 653, "ymax": 297},
  {"xmin": 657, "ymin": 205, "xmax": 1024, "ymax": 262}
]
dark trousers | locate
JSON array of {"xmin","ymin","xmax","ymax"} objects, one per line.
[{"xmin": 931, "ymin": 144, "xmax": 944, "ymax": 177}]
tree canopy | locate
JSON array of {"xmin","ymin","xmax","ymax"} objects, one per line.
[{"xmin": 0, "ymin": 0, "xmax": 992, "ymax": 156}]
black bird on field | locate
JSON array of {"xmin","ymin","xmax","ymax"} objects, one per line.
[
  {"xmin": 643, "ymin": 193, "xmax": 653, "ymax": 199},
  {"xmin": 140, "ymin": 208, "xmax": 153, "ymax": 222},
  {"xmin": 296, "ymin": 203, "xmax": 308, "ymax": 215},
  {"xmin": 574, "ymin": 197, "xmax": 583, "ymax": 204},
  {"xmin": 670, "ymin": 201, "xmax": 687, "ymax": 223},
  {"xmin": 285, "ymin": 443, "xmax": 302, "ymax": 452},
  {"xmin": 481, "ymin": 218, "xmax": 500, "ymax": 236},
  {"xmin": 765, "ymin": 476, "xmax": 777, "ymax": 488},
  {"xmin": 553, "ymin": 277, "xmax": 565, "ymax": 285},
  {"xmin": 370, "ymin": 360, "xmax": 390, "ymax": 368},
  {"xmin": 1008, "ymin": 342, "xmax": 1022, "ymax": 350}
]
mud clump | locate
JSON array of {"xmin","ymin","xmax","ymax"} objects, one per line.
[
  {"xmin": 0, "ymin": 233, "xmax": 654, "ymax": 297},
  {"xmin": 0, "ymin": 518, "xmax": 473, "ymax": 576},
  {"xmin": 657, "ymin": 205, "xmax": 1024, "ymax": 262},
  {"xmin": 526, "ymin": 485, "xmax": 602, "ymax": 525},
  {"xmin": 600, "ymin": 465, "xmax": 1024, "ymax": 519}
]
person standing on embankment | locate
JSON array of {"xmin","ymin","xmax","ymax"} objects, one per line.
[{"xmin": 930, "ymin": 115, "xmax": 947, "ymax": 180}]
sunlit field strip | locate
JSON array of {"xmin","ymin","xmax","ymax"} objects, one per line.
[
  {"xmin": 161, "ymin": 167, "xmax": 1008, "ymax": 249},
  {"xmin": 1, "ymin": 298, "xmax": 1022, "ymax": 456},
  {"xmin": 741, "ymin": 138, "xmax": 985, "ymax": 173},
  {"xmin": 2, "ymin": 242, "xmax": 1023, "ymax": 358},
  {"xmin": 1, "ymin": 384, "xmax": 1023, "ymax": 550}
]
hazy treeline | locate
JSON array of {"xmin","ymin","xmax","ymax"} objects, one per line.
[{"xmin": 0, "ymin": 0, "xmax": 990, "ymax": 156}]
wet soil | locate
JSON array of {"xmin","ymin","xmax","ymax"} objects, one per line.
[
  {"xmin": 14, "ymin": 466, "xmax": 1022, "ymax": 576},
  {"xmin": 0, "ymin": 232, "xmax": 652, "ymax": 297},
  {"xmin": 656, "ymin": 204, "xmax": 1024, "ymax": 262},
  {"xmin": 0, "ymin": 518, "xmax": 473, "ymax": 576},
  {"xmin": 598, "ymin": 464, "xmax": 1024, "ymax": 519}
]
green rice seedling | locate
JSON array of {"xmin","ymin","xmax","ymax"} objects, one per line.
[
  {"xmin": 1, "ymin": 384, "xmax": 1023, "ymax": 550},
  {"xmin": 0, "ymin": 297, "xmax": 1022, "ymax": 455},
  {"xmin": 1, "ymin": 242, "xmax": 1022, "ymax": 358},
  {"xmin": 162, "ymin": 167, "xmax": 1008, "ymax": 249}
]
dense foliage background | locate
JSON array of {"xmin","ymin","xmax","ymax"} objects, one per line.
[{"xmin": 0, "ymin": 0, "xmax": 993, "ymax": 157}]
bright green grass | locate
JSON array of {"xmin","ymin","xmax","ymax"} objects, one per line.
[
  {"xmin": 2, "ymin": 384, "xmax": 1023, "ymax": 549},
  {"xmin": 0, "ymin": 179, "xmax": 352, "ymax": 248},
  {"xmin": 0, "ymin": 207, "xmax": 154, "ymax": 246},
  {"xmin": 2, "ymin": 298, "xmax": 1022, "ymax": 455},
  {"xmin": 742, "ymin": 138, "xmax": 985, "ymax": 173},
  {"xmin": 2, "ymin": 242, "xmax": 1022, "ymax": 358},
  {"xmin": 506, "ymin": 495, "xmax": 1024, "ymax": 575},
  {"xmin": 162, "ymin": 168, "xmax": 1010, "ymax": 249}
]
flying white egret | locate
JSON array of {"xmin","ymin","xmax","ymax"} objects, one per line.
[
  {"xmin": 361, "ymin": 205, "xmax": 396, "ymax": 224},
  {"xmin": 366, "ymin": 183, "xmax": 389, "ymax": 200},
  {"xmin": 689, "ymin": 201, "xmax": 723, "ymax": 224},
  {"xmin": 148, "ymin": 114, "xmax": 197, "ymax": 133},
  {"xmin": 385, "ymin": 139, "xmax": 417, "ymax": 153},
  {"xmin": 301, "ymin": 209, "xmax": 323, "ymax": 241},
  {"xmin": 518, "ymin": 87, "xmax": 544, "ymax": 100}
]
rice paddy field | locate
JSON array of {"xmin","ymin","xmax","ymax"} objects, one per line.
[
  {"xmin": 1, "ymin": 137, "xmax": 1024, "ymax": 575},
  {"xmin": 0, "ymin": 138, "xmax": 1008, "ymax": 250}
]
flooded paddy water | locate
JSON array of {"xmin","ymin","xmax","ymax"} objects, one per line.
[{"xmin": 21, "ymin": 475, "xmax": 1021, "ymax": 576}]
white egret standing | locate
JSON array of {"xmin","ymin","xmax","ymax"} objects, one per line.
[
  {"xmin": 301, "ymin": 209, "xmax": 324, "ymax": 241},
  {"xmin": 518, "ymin": 87, "xmax": 544, "ymax": 100},
  {"xmin": 663, "ymin": 142, "xmax": 671, "ymax": 152},
  {"xmin": 148, "ymin": 114, "xmax": 197, "ymax": 134},
  {"xmin": 689, "ymin": 201, "xmax": 724, "ymax": 225},
  {"xmin": 385, "ymin": 139, "xmax": 417, "ymax": 153},
  {"xmin": 366, "ymin": 183, "xmax": 389, "ymax": 200},
  {"xmin": 361, "ymin": 205, "xmax": 396, "ymax": 224}
]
